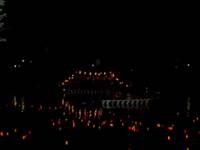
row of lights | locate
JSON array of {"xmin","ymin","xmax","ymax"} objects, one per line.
[{"xmin": 61, "ymin": 70, "xmax": 129, "ymax": 88}]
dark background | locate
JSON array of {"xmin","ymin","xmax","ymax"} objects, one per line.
[{"xmin": 0, "ymin": 1, "xmax": 194, "ymax": 111}]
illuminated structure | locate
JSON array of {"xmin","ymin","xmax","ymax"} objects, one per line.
[{"xmin": 60, "ymin": 69, "xmax": 152, "ymax": 110}]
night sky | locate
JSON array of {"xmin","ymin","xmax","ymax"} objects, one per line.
[{"xmin": 0, "ymin": 1, "xmax": 194, "ymax": 108}]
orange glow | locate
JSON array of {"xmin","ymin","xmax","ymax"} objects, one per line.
[
  {"xmin": 101, "ymin": 121, "xmax": 106, "ymax": 126},
  {"xmin": 167, "ymin": 126, "xmax": 173, "ymax": 131},
  {"xmin": 156, "ymin": 123, "xmax": 161, "ymax": 128},
  {"xmin": 64, "ymin": 79, "xmax": 69, "ymax": 83},
  {"xmin": 0, "ymin": 131, "xmax": 3, "ymax": 136},
  {"xmin": 132, "ymin": 126, "xmax": 136, "ymax": 132},
  {"xmin": 22, "ymin": 135, "xmax": 27, "ymax": 140},
  {"xmin": 167, "ymin": 136, "xmax": 171, "ymax": 141},
  {"xmin": 128, "ymin": 126, "xmax": 132, "ymax": 131},
  {"xmin": 109, "ymin": 123, "xmax": 114, "ymax": 127},
  {"xmin": 14, "ymin": 128, "xmax": 18, "ymax": 133}
]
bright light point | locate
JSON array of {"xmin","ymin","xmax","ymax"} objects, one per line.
[
  {"xmin": 14, "ymin": 65, "xmax": 17, "ymax": 68},
  {"xmin": 187, "ymin": 63, "xmax": 190, "ymax": 67},
  {"xmin": 14, "ymin": 128, "xmax": 18, "ymax": 133},
  {"xmin": 167, "ymin": 136, "xmax": 171, "ymax": 141},
  {"xmin": 22, "ymin": 135, "xmax": 27, "ymax": 140},
  {"xmin": 91, "ymin": 64, "xmax": 95, "ymax": 67},
  {"xmin": 126, "ymin": 84, "xmax": 129, "ymax": 87},
  {"xmin": 6, "ymin": 132, "xmax": 9, "ymax": 136},
  {"xmin": 167, "ymin": 126, "xmax": 173, "ymax": 131},
  {"xmin": 197, "ymin": 117, "xmax": 199, "ymax": 121},
  {"xmin": 156, "ymin": 123, "xmax": 161, "ymax": 128},
  {"xmin": 186, "ymin": 147, "xmax": 189, "ymax": 150},
  {"xmin": 186, "ymin": 134, "xmax": 189, "ymax": 139},
  {"xmin": 65, "ymin": 140, "xmax": 69, "ymax": 146},
  {"xmin": 21, "ymin": 59, "xmax": 25, "ymax": 62},
  {"xmin": 0, "ymin": 132, "xmax": 3, "ymax": 136}
]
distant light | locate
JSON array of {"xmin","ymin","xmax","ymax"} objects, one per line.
[
  {"xmin": 14, "ymin": 65, "xmax": 17, "ymax": 68},
  {"xmin": 187, "ymin": 63, "xmax": 190, "ymax": 67},
  {"xmin": 185, "ymin": 134, "xmax": 189, "ymax": 139},
  {"xmin": 91, "ymin": 64, "xmax": 95, "ymax": 67},
  {"xmin": 28, "ymin": 130, "xmax": 32, "ymax": 135},
  {"xmin": 156, "ymin": 123, "xmax": 161, "ymax": 128},
  {"xmin": 0, "ymin": 131, "xmax": 3, "ymax": 136},
  {"xmin": 65, "ymin": 140, "xmax": 69, "ymax": 146},
  {"xmin": 18, "ymin": 64, "xmax": 21, "ymax": 68},
  {"xmin": 22, "ymin": 135, "xmax": 27, "ymax": 140},
  {"xmin": 167, "ymin": 126, "xmax": 173, "ymax": 131},
  {"xmin": 186, "ymin": 147, "xmax": 190, "ymax": 150},
  {"xmin": 14, "ymin": 128, "xmax": 18, "ymax": 133},
  {"xmin": 6, "ymin": 132, "xmax": 9, "ymax": 136},
  {"xmin": 21, "ymin": 59, "xmax": 25, "ymax": 63},
  {"xmin": 130, "ymin": 68, "xmax": 134, "ymax": 72},
  {"xmin": 167, "ymin": 136, "xmax": 171, "ymax": 141}
]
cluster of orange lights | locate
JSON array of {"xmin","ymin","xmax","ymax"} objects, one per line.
[
  {"xmin": 0, "ymin": 128, "xmax": 31, "ymax": 141},
  {"xmin": 60, "ymin": 70, "xmax": 129, "ymax": 88}
]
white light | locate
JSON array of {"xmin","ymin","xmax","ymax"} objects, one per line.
[
  {"xmin": 91, "ymin": 64, "xmax": 95, "ymax": 67},
  {"xmin": 14, "ymin": 65, "xmax": 17, "ymax": 68},
  {"xmin": 187, "ymin": 63, "xmax": 190, "ymax": 67},
  {"xmin": 21, "ymin": 59, "xmax": 25, "ymax": 63}
]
